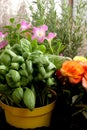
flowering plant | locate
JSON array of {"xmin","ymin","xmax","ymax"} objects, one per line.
[
  {"xmin": 0, "ymin": 18, "xmax": 64, "ymax": 55},
  {"xmin": 55, "ymin": 55, "xmax": 87, "ymax": 115},
  {"xmin": 0, "ymin": 18, "xmax": 70, "ymax": 110}
]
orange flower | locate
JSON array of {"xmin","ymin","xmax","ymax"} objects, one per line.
[
  {"xmin": 60, "ymin": 60, "xmax": 84, "ymax": 84},
  {"xmin": 74, "ymin": 59, "xmax": 87, "ymax": 90}
]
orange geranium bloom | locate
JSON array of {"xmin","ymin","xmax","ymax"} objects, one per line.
[{"xmin": 60, "ymin": 60, "xmax": 85, "ymax": 84}]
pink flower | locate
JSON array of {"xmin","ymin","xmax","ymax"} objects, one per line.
[
  {"xmin": 21, "ymin": 21, "xmax": 32, "ymax": 30},
  {"xmin": 0, "ymin": 32, "xmax": 5, "ymax": 38},
  {"xmin": 0, "ymin": 32, "xmax": 8, "ymax": 49},
  {"xmin": 32, "ymin": 25, "xmax": 48, "ymax": 43},
  {"xmin": 0, "ymin": 40, "xmax": 8, "ymax": 49},
  {"xmin": 0, "ymin": 32, "xmax": 7, "ymax": 42},
  {"xmin": 45, "ymin": 32, "xmax": 57, "ymax": 54},
  {"xmin": 45, "ymin": 32, "xmax": 57, "ymax": 43}
]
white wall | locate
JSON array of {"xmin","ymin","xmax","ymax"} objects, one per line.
[
  {"xmin": 0, "ymin": 0, "xmax": 62, "ymax": 26},
  {"xmin": 0, "ymin": 0, "xmax": 87, "ymax": 26},
  {"xmin": 0, "ymin": 0, "xmax": 31, "ymax": 26}
]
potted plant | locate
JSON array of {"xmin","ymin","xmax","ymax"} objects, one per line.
[
  {"xmin": 55, "ymin": 55, "xmax": 87, "ymax": 119},
  {"xmin": 0, "ymin": 18, "xmax": 71, "ymax": 129}
]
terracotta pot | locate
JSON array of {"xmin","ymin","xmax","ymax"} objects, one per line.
[{"xmin": 0, "ymin": 89, "xmax": 56, "ymax": 129}]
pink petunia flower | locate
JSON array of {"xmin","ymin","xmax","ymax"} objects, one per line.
[
  {"xmin": 0, "ymin": 32, "xmax": 6, "ymax": 38},
  {"xmin": 0, "ymin": 32, "xmax": 8, "ymax": 49},
  {"xmin": 0, "ymin": 40, "xmax": 8, "ymax": 49},
  {"xmin": 21, "ymin": 21, "xmax": 32, "ymax": 30},
  {"xmin": 45, "ymin": 32, "xmax": 57, "ymax": 54},
  {"xmin": 32, "ymin": 25, "xmax": 48, "ymax": 43},
  {"xmin": 0, "ymin": 31, "xmax": 7, "ymax": 41},
  {"xmin": 0, "ymin": 32, "xmax": 7, "ymax": 41},
  {"xmin": 45, "ymin": 32, "xmax": 57, "ymax": 43}
]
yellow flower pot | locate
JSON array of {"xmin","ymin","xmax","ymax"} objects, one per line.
[{"xmin": 0, "ymin": 90, "xmax": 56, "ymax": 129}]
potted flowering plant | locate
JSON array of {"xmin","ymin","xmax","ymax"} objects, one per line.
[
  {"xmin": 55, "ymin": 55, "xmax": 87, "ymax": 118},
  {"xmin": 0, "ymin": 18, "xmax": 71, "ymax": 129}
]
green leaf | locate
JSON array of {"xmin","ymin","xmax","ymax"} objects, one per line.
[
  {"xmin": 12, "ymin": 55, "xmax": 24, "ymax": 64},
  {"xmin": 12, "ymin": 87, "xmax": 23, "ymax": 104},
  {"xmin": 10, "ymin": 63, "xmax": 19, "ymax": 70},
  {"xmin": 6, "ymin": 69, "xmax": 21, "ymax": 83},
  {"xmin": 38, "ymin": 44, "xmax": 46, "ymax": 53},
  {"xmin": 12, "ymin": 44, "xmax": 22, "ymax": 55},
  {"xmin": 48, "ymin": 55, "xmax": 71, "ymax": 69},
  {"xmin": 20, "ymin": 38, "xmax": 32, "ymax": 52},
  {"xmin": 16, "ymin": 24, "xmax": 21, "ymax": 30},
  {"xmin": 0, "ymin": 53, "xmax": 11, "ymax": 66},
  {"xmin": 10, "ymin": 18, "xmax": 15, "ymax": 23},
  {"xmin": 23, "ymin": 88, "xmax": 36, "ymax": 110},
  {"xmin": 0, "ymin": 65, "xmax": 8, "ymax": 75}
]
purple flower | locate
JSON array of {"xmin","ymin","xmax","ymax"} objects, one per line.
[{"xmin": 32, "ymin": 25, "xmax": 48, "ymax": 43}]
